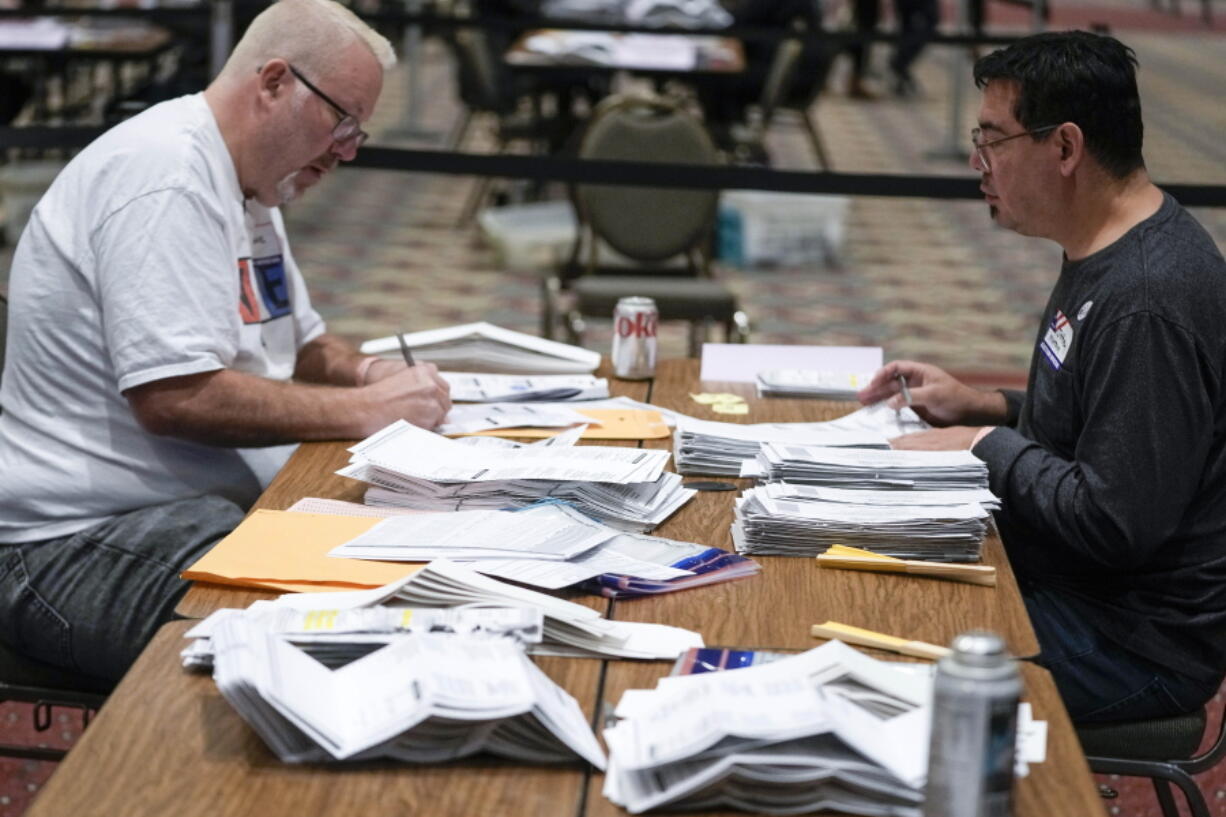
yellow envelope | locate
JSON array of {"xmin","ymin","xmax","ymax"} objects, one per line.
[
  {"xmin": 181, "ymin": 510, "xmax": 421, "ymax": 593},
  {"xmin": 458, "ymin": 408, "xmax": 670, "ymax": 440}
]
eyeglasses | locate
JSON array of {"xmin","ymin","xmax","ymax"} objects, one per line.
[
  {"xmin": 287, "ymin": 64, "xmax": 369, "ymax": 149},
  {"xmin": 971, "ymin": 125, "xmax": 1057, "ymax": 172}
]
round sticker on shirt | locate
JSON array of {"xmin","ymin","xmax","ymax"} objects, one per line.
[{"xmin": 1077, "ymin": 301, "xmax": 1093, "ymax": 321}]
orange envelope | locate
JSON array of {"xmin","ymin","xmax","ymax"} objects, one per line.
[
  {"xmin": 181, "ymin": 510, "xmax": 421, "ymax": 594},
  {"xmin": 459, "ymin": 408, "xmax": 670, "ymax": 441}
]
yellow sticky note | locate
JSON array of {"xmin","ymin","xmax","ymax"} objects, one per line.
[{"xmin": 712, "ymin": 401, "xmax": 749, "ymax": 415}]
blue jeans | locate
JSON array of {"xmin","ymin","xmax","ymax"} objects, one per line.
[
  {"xmin": 0, "ymin": 495, "xmax": 244, "ymax": 683},
  {"xmin": 1023, "ymin": 582, "xmax": 1222, "ymax": 723}
]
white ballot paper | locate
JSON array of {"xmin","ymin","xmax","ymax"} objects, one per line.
[
  {"xmin": 603, "ymin": 640, "xmax": 931, "ymax": 815},
  {"xmin": 673, "ymin": 405, "xmax": 907, "ymax": 477},
  {"xmin": 241, "ymin": 561, "xmax": 704, "ymax": 660},
  {"xmin": 341, "ymin": 421, "xmax": 691, "ymax": 532},
  {"xmin": 734, "ymin": 486, "xmax": 990, "ymax": 561},
  {"xmin": 436, "ymin": 403, "xmax": 595, "ymax": 436},
  {"xmin": 329, "ymin": 503, "xmax": 612, "ymax": 562},
  {"xmin": 441, "ymin": 373, "xmax": 610, "ymax": 403},
  {"xmin": 349, "ymin": 420, "xmax": 670, "ymax": 484},
  {"xmin": 181, "ymin": 603, "xmax": 545, "ymax": 671},
  {"xmin": 756, "ymin": 369, "xmax": 879, "ymax": 400},
  {"xmin": 200, "ymin": 611, "xmax": 606, "ymax": 767}
]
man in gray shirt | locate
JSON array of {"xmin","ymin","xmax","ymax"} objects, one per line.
[{"xmin": 859, "ymin": 32, "xmax": 1226, "ymax": 723}]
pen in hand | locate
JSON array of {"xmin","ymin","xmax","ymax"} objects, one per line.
[
  {"xmin": 895, "ymin": 372, "xmax": 913, "ymax": 407},
  {"xmin": 397, "ymin": 331, "xmax": 416, "ymax": 368}
]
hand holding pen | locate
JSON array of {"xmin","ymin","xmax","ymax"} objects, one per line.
[
  {"xmin": 856, "ymin": 361, "xmax": 1010, "ymax": 427},
  {"xmin": 397, "ymin": 331, "xmax": 416, "ymax": 368}
]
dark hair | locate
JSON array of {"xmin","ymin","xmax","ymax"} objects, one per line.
[{"xmin": 973, "ymin": 31, "xmax": 1144, "ymax": 179}]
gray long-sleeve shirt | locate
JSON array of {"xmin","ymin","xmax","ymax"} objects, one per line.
[{"xmin": 972, "ymin": 193, "xmax": 1226, "ymax": 682}]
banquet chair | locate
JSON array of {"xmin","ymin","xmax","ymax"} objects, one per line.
[
  {"xmin": 541, "ymin": 95, "xmax": 749, "ymax": 356},
  {"xmin": 1078, "ymin": 702, "xmax": 1226, "ymax": 817}
]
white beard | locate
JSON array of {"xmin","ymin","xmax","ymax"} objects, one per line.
[{"xmin": 275, "ymin": 170, "xmax": 304, "ymax": 205}]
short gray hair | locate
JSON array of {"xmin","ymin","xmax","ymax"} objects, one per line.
[{"xmin": 219, "ymin": 0, "xmax": 396, "ymax": 81}]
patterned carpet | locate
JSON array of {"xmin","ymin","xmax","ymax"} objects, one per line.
[{"xmin": 2, "ymin": 6, "xmax": 1225, "ymax": 817}]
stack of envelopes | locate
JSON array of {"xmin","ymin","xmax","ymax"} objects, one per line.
[
  {"xmin": 342, "ymin": 420, "xmax": 692, "ymax": 532},
  {"xmin": 603, "ymin": 640, "xmax": 929, "ymax": 816},
  {"xmin": 199, "ymin": 609, "xmax": 606, "ymax": 767}
]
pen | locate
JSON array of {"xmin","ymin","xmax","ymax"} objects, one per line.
[
  {"xmin": 396, "ymin": 332, "xmax": 416, "ymax": 368},
  {"xmin": 896, "ymin": 372, "xmax": 912, "ymax": 407}
]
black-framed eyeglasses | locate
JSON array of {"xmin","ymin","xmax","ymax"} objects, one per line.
[
  {"xmin": 971, "ymin": 124, "xmax": 1058, "ymax": 172},
  {"xmin": 287, "ymin": 64, "xmax": 369, "ymax": 149}
]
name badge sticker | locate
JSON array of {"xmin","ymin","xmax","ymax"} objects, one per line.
[{"xmin": 1039, "ymin": 309, "xmax": 1074, "ymax": 371}]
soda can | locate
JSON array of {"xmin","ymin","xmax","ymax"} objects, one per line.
[
  {"xmin": 923, "ymin": 630, "xmax": 1022, "ymax": 817},
  {"xmin": 611, "ymin": 296, "xmax": 658, "ymax": 380}
]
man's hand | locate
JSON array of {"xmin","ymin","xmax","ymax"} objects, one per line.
[
  {"xmin": 857, "ymin": 361, "xmax": 1008, "ymax": 427},
  {"xmin": 362, "ymin": 362, "xmax": 451, "ymax": 432},
  {"xmin": 890, "ymin": 426, "xmax": 985, "ymax": 451}
]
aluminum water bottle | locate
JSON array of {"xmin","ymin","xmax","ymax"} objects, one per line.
[
  {"xmin": 923, "ymin": 631, "xmax": 1022, "ymax": 817},
  {"xmin": 611, "ymin": 296, "xmax": 658, "ymax": 380}
]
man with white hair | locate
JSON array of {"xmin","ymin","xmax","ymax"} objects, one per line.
[{"xmin": 0, "ymin": 0, "xmax": 450, "ymax": 682}]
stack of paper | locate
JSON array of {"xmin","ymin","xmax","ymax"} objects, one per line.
[
  {"xmin": 674, "ymin": 403, "xmax": 927, "ymax": 476},
  {"xmin": 754, "ymin": 444, "xmax": 989, "ymax": 491},
  {"xmin": 441, "ymin": 373, "xmax": 609, "ymax": 403},
  {"xmin": 603, "ymin": 640, "xmax": 930, "ymax": 816},
  {"xmin": 182, "ymin": 603, "xmax": 545, "ymax": 671},
  {"xmin": 756, "ymin": 369, "xmax": 878, "ymax": 400},
  {"xmin": 201, "ymin": 612, "xmax": 607, "ymax": 766},
  {"xmin": 246, "ymin": 561, "xmax": 704, "ymax": 660},
  {"xmin": 437, "ymin": 403, "xmax": 595, "ymax": 435},
  {"xmin": 324, "ymin": 502, "xmax": 759, "ymax": 596},
  {"xmin": 343, "ymin": 420, "xmax": 692, "ymax": 531},
  {"xmin": 733, "ymin": 483, "xmax": 991, "ymax": 561},
  {"xmin": 361, "ymin": 322, "xmax": 600, "ymax": 374}
]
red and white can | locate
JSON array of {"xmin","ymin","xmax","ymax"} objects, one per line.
[{"xmin": 611, "ymin": 296, "xmax": 658, "ymax": 380}]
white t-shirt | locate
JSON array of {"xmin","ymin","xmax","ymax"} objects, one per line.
[{"xmin": 0, "ymin": 94, "xmax": 325, "ymax": 542}]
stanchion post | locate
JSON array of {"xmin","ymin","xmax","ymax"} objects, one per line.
[
  {"xmin": 926, "ymin": 0, "xmax": 972, "ymax": 161},
  {"xmin": 209, "ymin": 0, "xmax": 233, "ymax": 81},
  {"xmin": 387, "ymin": 0, "xmax": 442, "ymax": 141}
]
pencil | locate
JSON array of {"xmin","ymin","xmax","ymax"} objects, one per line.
[
  {"xmin": 896, "ymin": 373, "xmax": 912, "ymax": 406},
  {"xmin": 397, "ymin": 332, "xmax": 416, "ymax": 368}
]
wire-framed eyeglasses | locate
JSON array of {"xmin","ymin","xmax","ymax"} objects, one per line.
[
  {"xmin": 287, "ymin": 64, "xmax": 369, "ymax": 149},
  {"xmin": 971, "ymin": 125, "xmax": 1058, "ymax": 172}
]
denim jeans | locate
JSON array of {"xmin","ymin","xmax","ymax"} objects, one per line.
[
  {"xmin": 0, "ymin": 495, "xmax": 244, "ymax": 683},
  {"xmin": 1022, "ymin": 582, "xmax": 1222, "ymax": 723}
]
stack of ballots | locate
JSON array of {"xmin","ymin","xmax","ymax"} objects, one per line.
[
  {"xmin": 674, "ymin": 403, "xmax": 927, "ymax": 477},
  {"xmin": 755, "ymin": 444, "xmax": 989, "ymax": 492},
  {"xmin": 341, "ymin": 420, "xmax": 693, "ymax": 532},
  {"xmin": 603, "ymin": 639, "xmax": 930, "ymax": 816},
  {"xmin": 182, "ymin": 601, "xmax": 546, "ymax": 671},
  {"xmin": 190, "ymin": 604, "xmax": 606, "ymax": 767},
  {"xmin": 204, "ymin": 559, "xmax": 704, "ymax": 660},
  {"xmin": 733, "ymin": 481, "xmax": 994, "ymax": 561},
  {"xmin": 321, "ymin": 501, "xmax": 760, "ymax": 599}
]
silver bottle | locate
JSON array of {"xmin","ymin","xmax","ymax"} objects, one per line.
[{"xmin": 923, "ymin": 630, "xmax": 1022, "ymax": 817}]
